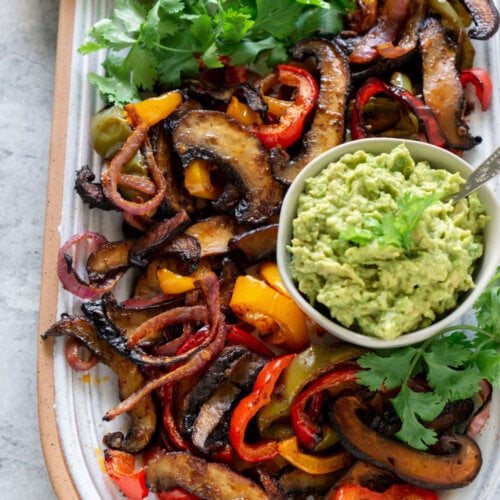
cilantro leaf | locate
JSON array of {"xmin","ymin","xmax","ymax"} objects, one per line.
[
  {"xmin": 476, "ymin": 348, "xmax": 500, "ymax": 388},
  {"xmin": 339, "ymin": 192, "xmax": 441, "ymax": 254},
  {"xmin": 357, "ymin": 347, "xmax": 416, "ymax": 391},
  {"xmin": 79, "ymin": 0, "xmax": 355, "ymax": 104},
  {"xmin": 357, "ymin": 266, "xmax": 500, "ymax": 451},
  {"xmin": 88, "ymin": 73, "xmax": 140, "ymax": 106},
  {"xmin": 392, "ymin": 385, "xmax": 444, "ymax": 450}
]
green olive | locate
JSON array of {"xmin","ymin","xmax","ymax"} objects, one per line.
[{"xmin": 90, "ymin": 106, "xmax": 133, "ymax": 159}]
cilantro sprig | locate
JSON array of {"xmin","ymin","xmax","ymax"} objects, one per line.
[
  {"xmin": 339, "ymin": 192, "xmax": 442, "ymax": 255},
  {"xmin": 79, "ymin": 0, "xmax": 355, "ymax": 105},
  {"xmin": 357, "ymin": 268, "xmax": 500, "ymax": 450}
]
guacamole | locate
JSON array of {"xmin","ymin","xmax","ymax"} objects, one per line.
[{"xmin": 288, "ymin": 144, "xmax": 489, "ymax": 340}]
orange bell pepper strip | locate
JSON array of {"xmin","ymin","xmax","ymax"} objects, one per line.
[
  {"xmin": 226, "ymin": 96, "xmax": 263, "ymax": 126},
  {"xmin": 229, "ymin": 354, "xmax": 295, "ymax": 462},
  {"xmin": 332, "ymin": 483, "xmax": 438, "ymax": 500},
  {"xmin": 229, "ymin": 274, "xmax": 309, "ymax": 352},
  {"xmin": 259, "ymin": 261, "xmax": 291, "ymax": 298},
  {"xmin": 156, "ymin": 266, "xmax": 209, "ymax": 295},
  {"xmin": 184, "ymin": 159, "xmax": 222, "ymax": 200},
  {"xmin": 104, "ymin": 449, "xmax": 148, "ymax": 500},
  {"xmin": 157, "ymin": 268, "xmax": 197, "ymax": 294},
  {"xmin": 263, "ymin": 95, "xmax": 294, "ymax": 117},
  {"xmin": 277, "ymin": 436, "xmax": 353, "ymax": 474},
  {"xmin": 125, "ymin": 91, "xmax": 183, "ymax": 127}
]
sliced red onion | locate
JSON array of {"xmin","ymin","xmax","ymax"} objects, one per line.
[{"xmin": 57, "ymin": 231, "xmax": 122, "ymax": 300}]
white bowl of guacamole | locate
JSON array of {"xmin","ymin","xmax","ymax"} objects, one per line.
[{"xmin": 277, "ymin": 138, "xmax": 500, "ymax": 348}]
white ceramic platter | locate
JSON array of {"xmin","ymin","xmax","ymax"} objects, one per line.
[{"xmin": 38, "ymin": 1, "xmax": 500, "ymax": 498}]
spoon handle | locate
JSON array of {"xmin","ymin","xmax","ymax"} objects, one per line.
[{"xmin": 452, "ymin": 146, "xmax": 500, "ymax": 200}]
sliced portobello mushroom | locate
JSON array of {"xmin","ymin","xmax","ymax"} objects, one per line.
[
  {"xmin": 128, "ymin": 209, "xmax": 192, "ymax": 268},
  {"xmin": 461, "ymin": 0, "xmax": 500, "ymax": 39},
  {"xmin": 42, "ymin": 315, "xmax": 157, "ymax": 454},
  {"xmin": 191, "ymin": 381, "xmax": 242, "ymax": 454},
  {"xmin": 228, "ymin": 223, "xmax": 278, "ymax": 263},
  {"xmin": 185, "ymin": 215, "xmax": 242, "ymax": 258},
  {"xmin": 172, "ymin": 110, "xmax": 283, "ymax": 224},
  {"xmin": 420, "ymin": 17, "xmax": 480, "ymax": 150},
  {"xmin": 86, "ymin": 238, "xmax": 134, "ymax": 283},
  {"xmin": 75, "ymin": 165, "xmax": 118, "ymax": 211},
  {"xmin": 146, "ymin": 451, "xmax": 269, "ymax": 499},
  {"xmin": 183, "ymin": 345, "xmax": 250, "ymax": 434},
  {"xmin": 329, "ymin": 395, "xmax": 482, "ymax": 490},
  {"xmin": 273, "ymin": 38, "xmax": 350, "ymax": 185}
]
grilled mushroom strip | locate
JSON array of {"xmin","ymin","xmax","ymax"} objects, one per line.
[
  {"xmin": 42, "ymin": 316, "xmax": 157, "ymax": 453},
  {"xmin": 75, "ymin": 165, "xmax": 118, "ymax": 210},
  {"xmin": 228, "ymin": 223, "xmax": 278, "ymax": 263},
  {"xmin": 173, "ymin": 110, "xmax": 283, "ymax": 224},
  {"xmin": 420, "ymin": 17, "xmax": 480, "ymax": 150},
  {"xmin": 461, "ymin": 0, "xmax": 500, "ymax": 39},
  {"xmin": 86, "ymin": 239, "xmax": 134, "ymax": 283},
  {"xmin": 273, "ymin": 38, "xmax": 350, "ymax": 185},
  {"xmin": 146, "ymin": 451, "xmax": 269, "ymax": 499},
  {"xmin": 185, "ymin": 215, "xmax": 241, "ymax": 258},
  {"xmin": 183, "ymin": 345, "xmax": 250, "ymax": 434},
  {"xmin": 128, "ymin": 209, "xmax": 192, "ymax": 267},
  {"xmin": 330, "ymin": 395, "xmax": 482, "ymax": 490}
]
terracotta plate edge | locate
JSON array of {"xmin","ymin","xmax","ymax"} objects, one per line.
[{"xmin": 37, "ymin": 0, "xmax": 80, "ymax": 498}]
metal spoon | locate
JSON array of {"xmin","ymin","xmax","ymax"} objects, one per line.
[{"xmin": 449, "ymin": 146, "xmax": 500, "ymax": 201}]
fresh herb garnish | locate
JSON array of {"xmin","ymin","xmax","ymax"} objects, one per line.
[
  {"xmin": 78, "ymin": 0, "xmax": 355, "ymax": 105},
  {"xmin": 339, "ymin": 192, "xmax": 442, "ymax": 254},
  {"xmin": 357, "ymin": 269, "xmax": 500, "ymax": 450}
]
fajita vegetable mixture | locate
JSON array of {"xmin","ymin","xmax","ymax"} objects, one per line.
[{"xmin": 42, "ymin": 1, "xmax": 500, "ymax": 499}]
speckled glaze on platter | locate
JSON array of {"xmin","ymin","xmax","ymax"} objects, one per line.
[{"xmin": 37, "ymin": 1, "xmax": 500, "ymax": 498}]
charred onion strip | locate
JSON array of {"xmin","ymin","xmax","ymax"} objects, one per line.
[
  {"xmin": 351, "ymin": 77, "xmax": 447, "ymax": 147},
  {"xmin": 127, "ymin": 305, "xmax": 208, "ymax": 348},
  {"xmin": 376, "ymin": 0, "xmax": 426, "ymax": 58},
  {"xmin": 466, "ymin": 380, "xmax": 493, "ymax": 438},
  {"xmin": 64, "ymin": 336, "xmax": 98, "ymax": 371},
  {"xmin": 102, "ymin": 273, "xmax": 226, "ymax": 420},
  {"xmin": 349, "ymin": 0, "xmax": 411, "ymax": 64},
  {"xmin": 101, "ymin": 115, "xmax": 167, "ymax": 215},
  {"xmin": 58, "ymin": 231, "xmax": 126, "ymax": 300},
  {"xmin": 82, "ymin": 297, "xmax": 211, "ymax": 368}
]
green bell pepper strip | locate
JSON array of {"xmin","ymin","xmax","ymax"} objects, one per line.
[{"xmin": 257, "ymin": 344, "xmax": 365, "ymax": 436}]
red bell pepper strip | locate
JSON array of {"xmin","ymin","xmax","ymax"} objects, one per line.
[
  {"xmin": 332, "ymin": 483, "xmax": 438, "ymax": 500},
  {"xmin": 162, "ymin": 383, "xmax": 196, "ymax": 452},
  {"xmin": 291, "ymin": 369, "xmax": 359, "ymax": 450},
  {"xmin": 351, "ymin": 77, "xmax": 447, "ymax": 148},
  {"xmin": 229, "ymin": 354, "xmax": 296, "ymax": 462},
  {"xmin": 251, "ymin": 64, "xmax": 318, "ymax": 149},
  {"xmin": 103, "ymin": 449, "xmax": 148, "ymax": 500},
  {"xmin": 227, "ymin": 324, "xmax": 276, "ymax": 358},
  {"xmin": 158, "ymin": 488, "xmax": 202, "ymax": 500},
  {"xmin": 459, "ymin": 68, "xmax": 493, "ymax": 112}
]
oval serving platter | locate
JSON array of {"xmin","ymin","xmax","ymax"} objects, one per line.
[{"xmin": 38, "ymin": 1, "xmax": 500, "ymax": 498}]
